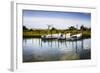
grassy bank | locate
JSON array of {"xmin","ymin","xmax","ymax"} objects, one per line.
[{"xmin": 23, "ymin": 29, "xmax": 91, "ymax": 39}]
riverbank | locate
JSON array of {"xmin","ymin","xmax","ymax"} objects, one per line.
[{"xmin": 23, "ymin": 30, "xmax": 91, "ymax": 39}]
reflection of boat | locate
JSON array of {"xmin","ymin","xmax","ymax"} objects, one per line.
[{"xmin": 41, "ymin": 33, "xmax": 82, "ymax": 41}]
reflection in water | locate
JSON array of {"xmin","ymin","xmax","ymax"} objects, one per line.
[{"xmin": 23, "ymin": 38, "xmax": 91, "ymax": 62}]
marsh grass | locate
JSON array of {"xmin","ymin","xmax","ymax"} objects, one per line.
[{"xmin": 23, "ymin": 29, "xmax": 91, "ymax": 39}]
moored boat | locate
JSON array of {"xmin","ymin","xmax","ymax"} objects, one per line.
[{"xmin": 41, "ymin": 33, "xmax": 82, "ymax": 41}]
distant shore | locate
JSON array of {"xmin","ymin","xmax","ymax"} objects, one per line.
[{"xmin": 23, "ymin": 29, "xmax": 91, "ymax": 39}]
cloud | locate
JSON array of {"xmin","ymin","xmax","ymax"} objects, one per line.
[{"xmin": 23, "ymin": 16, "xmax": 91, "ymax": 29}]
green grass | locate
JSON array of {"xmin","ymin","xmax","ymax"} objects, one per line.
[{"xmin": 23, "ymin": 29, "xmax": 91, "ymax": 39}]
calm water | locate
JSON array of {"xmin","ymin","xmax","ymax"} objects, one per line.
[{"xmin": 23, "ymin": 38, "xmax": 91, "ymax": 62}]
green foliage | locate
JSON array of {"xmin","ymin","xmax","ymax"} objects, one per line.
[
  {"xmin": 23, "ymin": 25, "xmax": 28, "ymax": 30},
  {"xmin": 23, "ymin": 25, "xmax": 91, "ymax": 38},
  {"xmin": 69, "ymin": 26, "xmax": 77, "ymax": 30}
]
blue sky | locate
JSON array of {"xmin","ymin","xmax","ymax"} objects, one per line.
[{"xmin": 23, "ymin": 10, "xmax": 91, "ymax": 29}]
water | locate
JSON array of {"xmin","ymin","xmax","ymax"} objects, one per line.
[{"xmin": 23, "ymin": 38, "xmax": 91, "ymax": 62}]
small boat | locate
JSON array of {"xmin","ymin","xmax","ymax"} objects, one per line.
[
  {"xmin": 41, "ymin": 34, "xmax": 59, "ymax": 40},
  {"xmin": 41, "ymin": 33, "xmax": 71, "ymax": 40},
  {"xmin": 41, "ymin": 33, "xmax": 82, "ymax": 41},
  {"xmin": 58, "ymin": 33, "xmax": 71, "ymax": 40},
  {"xmin": 70, "ymin": 33, "xmax": 82, "ymax": 41}
]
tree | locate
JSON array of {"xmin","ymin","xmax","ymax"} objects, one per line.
[
  {"xmin": 29, "ymin": 29, "xmax": 33, "ymax": 31},
  {"xmin": 69, "ymin": 26, "xmax": 77, "ymax": 30},
  {"xmin": 80, "ymin": 25, "xmax": 88, "ymax": 31},
  {"xmin": 51, "ymin": 27, "xmax": 56, "ymax": 31},
  {"xmin": 23, "ymin": 25, "xmax": 28, "ymax": 30}
]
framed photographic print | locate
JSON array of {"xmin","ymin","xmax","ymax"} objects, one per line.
[{"xmin": 11, "ymin": 1, "xmax": 97, "ymax": 71}]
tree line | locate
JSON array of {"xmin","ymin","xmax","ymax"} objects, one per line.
[{"xmin": 23, "ymin": 25, "xmax": 91, "ymax": 31}]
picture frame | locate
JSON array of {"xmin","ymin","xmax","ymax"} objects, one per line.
[{"xmin": 11, "ymin": 1, "xmax": 97, "ymax": 71}]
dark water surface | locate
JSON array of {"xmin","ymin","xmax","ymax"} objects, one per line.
[{"xmin": 23, "ymin": 38, "xmax": 91, "ymax": 62}]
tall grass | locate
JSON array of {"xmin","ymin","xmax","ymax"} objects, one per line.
[{"xmin": 23, "ymin": 29, "xmax": 91, "ymax": 38}]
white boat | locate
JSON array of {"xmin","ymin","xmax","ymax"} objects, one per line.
[
  {"xmin": 70, "ymin": 33, "xmax": 82, "ymax": 40},
  {"xmin": 71, "ymin": 33, "xmax": 82, "ymax": 38},
  {"xmin": 41, "ymin": 33, "xmax": 71, "ymax": 40},
  {"xmin": 58, "ymin": 33, "xmax": 71, "ymax": 40},
  {"xmin": 41, "ymin": 34, "xmax": 59, "ymax": 39},
  {"xmin": 41, "ymin": 33, "xmax": 82, "ymax": 41}
]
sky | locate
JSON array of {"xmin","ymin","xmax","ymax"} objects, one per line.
[{"xmin": 23, "ymin": 10, "xmax": 91, "ymax": 29}]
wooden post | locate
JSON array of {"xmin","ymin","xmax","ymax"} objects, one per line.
[
  {"xmin": 81, "ymin": 27, "xmax": 84, "ymax": 50},
  {"xmin": 76, "ymin": 25, "xmax": 78, "ymax": 53}
]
